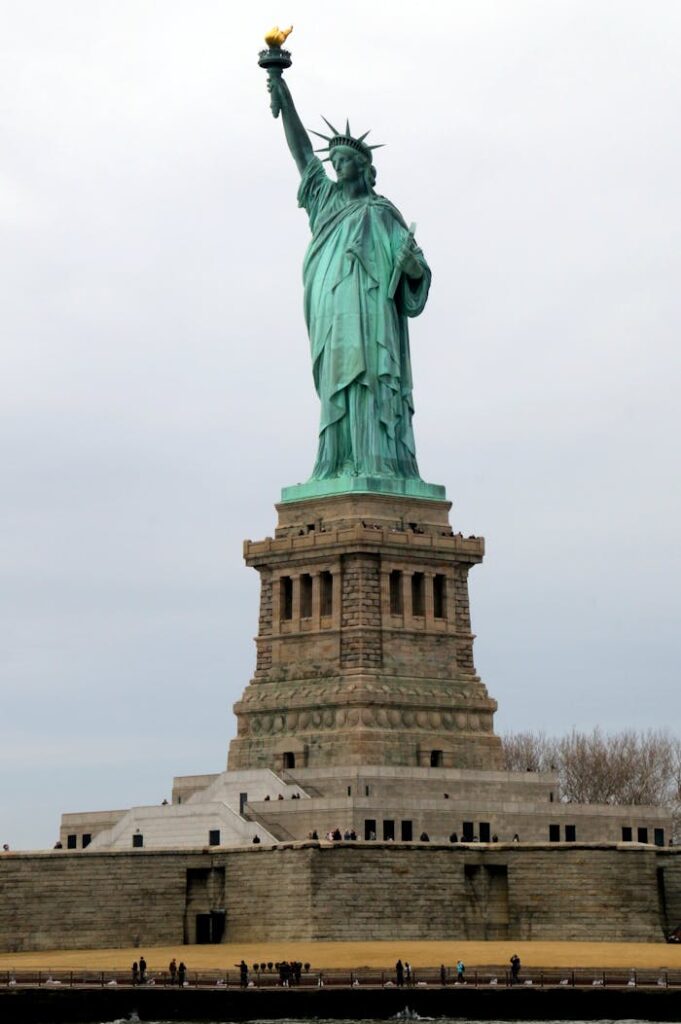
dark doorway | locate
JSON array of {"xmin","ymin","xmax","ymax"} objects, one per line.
[
  {"xmin": 383, "ymin": 819, "xmax": 395, "ymax": 841},
  {"xmin": 196, "ymin": 913, "xmax": 212, "ymax": 944},
  {"xmin": 283, "ymin": 751, "xmax": 295, "ymax": 769},
  {"xmin": 195, "ymin": 911, "xmax": 225, "ymax": 944},
  {"xmin": 401, "ymin": 820, "xmax": 413, "ymax": 842},
  {"xmin": 210, "ymin": 910, "xmax": 226, "ymax": 943},
  {"xmin": 364, "ymin": 818, "xmax": 377, "ymax": 840},
  {"xmin": 430, "ymin": 750, "xmax": 443, "ymax": 767}
]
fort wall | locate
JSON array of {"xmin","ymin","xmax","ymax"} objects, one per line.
[{"xmin": 1, "ymin": 842, "xmax": 679, "ymax": 952}]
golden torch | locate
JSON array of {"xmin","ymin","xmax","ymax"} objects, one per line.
[{"xmin": 258, "ymin": 26, "xmax": 293, "ymax": 119}]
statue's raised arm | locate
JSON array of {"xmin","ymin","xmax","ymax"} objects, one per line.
[
  {"xmin": 268, "ymin": 76, "xmax": 314, "ymax": 175},
  {"xmin": 258, "ymin": 26, "xmax": 313, "ymax": 175},
  {"xmin": 257, "ymin": 28, "xmax": 433, "ymax": 491}
]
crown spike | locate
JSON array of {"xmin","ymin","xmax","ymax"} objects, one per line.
[
  {"xmin": 321, "ymin": 116, "xmax": 341, "ymax": 135},
  {"xmin": 345, "ymin": 119, "xmax": 351, "ymax": 136},
  {"xmin": 309, "ymin": 129, "xmax": 333, "ymax": 142},
  {"xmin": 357, "ymin": 130, "xmax": 371, "ymax": 142},
  {"xmin": 314, "ymin": 146, "xmax": 331, "ymax": 153},
  {"xmin": 368, "ymin": 144, "xmax": 385, "ymax": 151}
]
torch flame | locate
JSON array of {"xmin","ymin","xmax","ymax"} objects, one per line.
[{"xmin": 264, "ymin": 25, "xmax": 293, "ymax": 48}]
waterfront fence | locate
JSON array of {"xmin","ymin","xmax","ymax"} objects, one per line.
[{"xmin": 1, "ymin": 966, "xmax": 680, "ymax": 989}]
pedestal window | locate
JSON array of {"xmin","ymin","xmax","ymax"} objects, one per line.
[
  {"xmin": 320, "ymin": 571, "xmax": 333, "ymax": 616},
  {"xmin": 300, "ymin": 574, "xmax": 312, "ymax": 618},
  {"xmin": 411, "ymin": 572, "xmax": 425, "ymax": 617},
  {"xmin": 389, "ymin": 570, "xmax": 403, "ymax": 614},
  {"xmin": 433, "ymin": 574, "xmax": 447, "ymax": 619}
]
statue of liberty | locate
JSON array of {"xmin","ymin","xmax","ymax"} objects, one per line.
[{"xmin": 262, "ymin": 34, "xmax": 432, "ymax": 487}]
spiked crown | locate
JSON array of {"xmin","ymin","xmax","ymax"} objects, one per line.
[{"xmin": 309, "ymin": 117, "xmax": 384, "ymax": 164}]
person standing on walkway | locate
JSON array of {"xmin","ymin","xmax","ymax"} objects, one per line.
[
  {"xmin": 395, "ymin": 959, "xmax": 404, "ymax": 987},
  {"xmin": 510, "ymin": 954, "xmax": 521, "ymax": 985},
  {"xmin": 440, "ymin": 963, "xmax": 447, "ymax": 986},
  {"xmin": 139, "ymin": 956, "xmax": 147, "ymax": 984},
  {"xmin": 456, "ymin": 960, "xmax": 465, "ymax": 983},
  {"xmin": 178, "ymin": 961, "xmax": 187, "ymax": 987},
  {"xmin": 131, "ymin": 961, "xmax": 139, "ymax": 986},
  {"xmin": 404, "ymin": 961, "xmax": 412, "ymax": 986},
  {"xmin": 168, "ymin": 958, "xmax": 177, "ymax": 985}
]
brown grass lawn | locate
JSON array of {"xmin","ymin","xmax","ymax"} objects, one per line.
[{"xmin": 0, "ymin": 941, "xmax": 680, "ymax": 972}]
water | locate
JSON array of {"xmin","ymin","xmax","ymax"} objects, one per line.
[{"xmin": 87, "ymin": 1018, "xmax": 666, "ymax": 1024}]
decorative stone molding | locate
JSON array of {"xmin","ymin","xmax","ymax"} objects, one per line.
[{"xmin": 242, "ymin": 703, "xmax": 497, "ymax": 737}]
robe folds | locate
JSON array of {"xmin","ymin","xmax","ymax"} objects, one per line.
[{"xmin": 298, "ymin": 158, "xmax": 431, "ymax": 480}]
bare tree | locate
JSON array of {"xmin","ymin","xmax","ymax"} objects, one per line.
[
  {"xmin": 500, "ymin": 730, "xmax": 557, "ymax": 773},
  {"xmin": 502, "ymin": 727, "xmax": 680, "ymax": 821}
]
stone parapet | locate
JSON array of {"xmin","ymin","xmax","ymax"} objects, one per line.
[{"xmin": 244, "ymin": 526, "xmax": 484, "ymax": 567}]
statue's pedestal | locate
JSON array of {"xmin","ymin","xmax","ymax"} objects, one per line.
[
  {"xmin": 228, "ymin": 491, "xmax": 502, "ymax": 772},
  {"xmin": 281, "ymin": 476, "xmax": 446, "ymax": 503}
]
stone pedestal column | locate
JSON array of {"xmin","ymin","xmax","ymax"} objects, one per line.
[{"xmin": 228, "ymin": 492, "xmax": 502, "ymax": 772}]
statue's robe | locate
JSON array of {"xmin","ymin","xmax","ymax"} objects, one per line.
[{"xmin": 298, "ymin": 158, "xmax": 431, "ymax": 480}]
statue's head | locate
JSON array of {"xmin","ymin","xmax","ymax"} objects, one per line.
[
  {"xmin": 310, "ymin": 118, "xmax": 382, "ymax": 190},
  {"xmin": 330, "ymin": 145, "xmax": 377, "ymax": 190}
]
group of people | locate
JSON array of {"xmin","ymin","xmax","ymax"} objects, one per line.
[
  {"xmin": 236, "ymin": 959, "xmax": 306, "ymax": 987},
  {"xmin": 447, "ymin": 833, "xmax": 519, "ymax": 843},
  {"xmin": 130, "ymin": 956, "xmax": 146, "ymax": 985},
  {"xmin": 306, "ymin": 828, "xmax": 358, "ymax": 841},
  {"xmin": 130, "ymin": 956, "xmax": 186, "ymax": 986},
  {"xmin": 300, "ymin": 830, "xmax": 523, "ymax": 844},
  {"xmin": 396, "ymin": 958, "xmax": 466, "ymax": 986},
  {"xmin": 396, "ymin": 955, "xmax": 521, "ymax": 986},
  {"xmin": 128, "ymin": 954, "xmax": 522, "ymax": 989},
  {"xmin": 394, "ymin": 959, "xmax": 413, "ymax": 987},
  {"xmin": 276, "ymin": 960, "xmax": 305, "ymax": 987}
]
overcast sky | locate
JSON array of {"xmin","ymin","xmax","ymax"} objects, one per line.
[{"xmin": 2, "ymin": 1, "xmax": 680, "ymax": 850}]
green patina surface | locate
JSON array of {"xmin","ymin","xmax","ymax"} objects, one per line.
[
  {"xmin": 263, "ymin": 52, "xmax": 436, "ymax": 500},
  {"xmin": 281, "ymin": 476, "xmax": 446, "ymax": 503}
]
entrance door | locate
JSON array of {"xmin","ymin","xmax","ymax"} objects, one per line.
[
  {"xmin": 196, "ymin": 911, "xmax": 226, "ymax": 944},
  {"xmin": 210, "ymin": 910, "xmax": 226, "ymax": 943},
  {"xmin": 196, "ymin": 913, "xmax": 212, "ymax": 944}
]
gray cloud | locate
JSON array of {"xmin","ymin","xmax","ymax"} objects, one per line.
[{"xmin": 2, "ymin": 1, "xmax": 680, "ymax": 848}]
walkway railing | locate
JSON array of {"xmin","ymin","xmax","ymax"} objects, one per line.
[{"xmin": 1, "ymin": 966, "xmax": 680, "ymax": 989}]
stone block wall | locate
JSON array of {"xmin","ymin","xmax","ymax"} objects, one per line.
[
  {"xmin": 662, "ymin": 859, "xmax": 681, "ymax": 930},
  {"xmin": 340, "ymin": 554, "xmax": 382, "ymax": 669},
  {"xmin": 0, "ymin": 850, "xmax": 188, "ymax": 951},
  {"xmin": 1, "ymin": 843, "xmax": 679, "ymax": 952}
]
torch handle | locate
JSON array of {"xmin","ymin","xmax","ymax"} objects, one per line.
[{"xmin": 267, "ymin": 67, "xmax": 284, "ymax": 119}]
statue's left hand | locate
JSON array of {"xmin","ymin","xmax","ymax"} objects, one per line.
[{"xmin": 396, "ymin": 236, "xmax": 423, "ymax": 280}]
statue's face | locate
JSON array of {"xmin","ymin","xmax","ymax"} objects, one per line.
[{"xmin": 331, "ymin": 148, "xmax": 362, "ymax": 183}]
